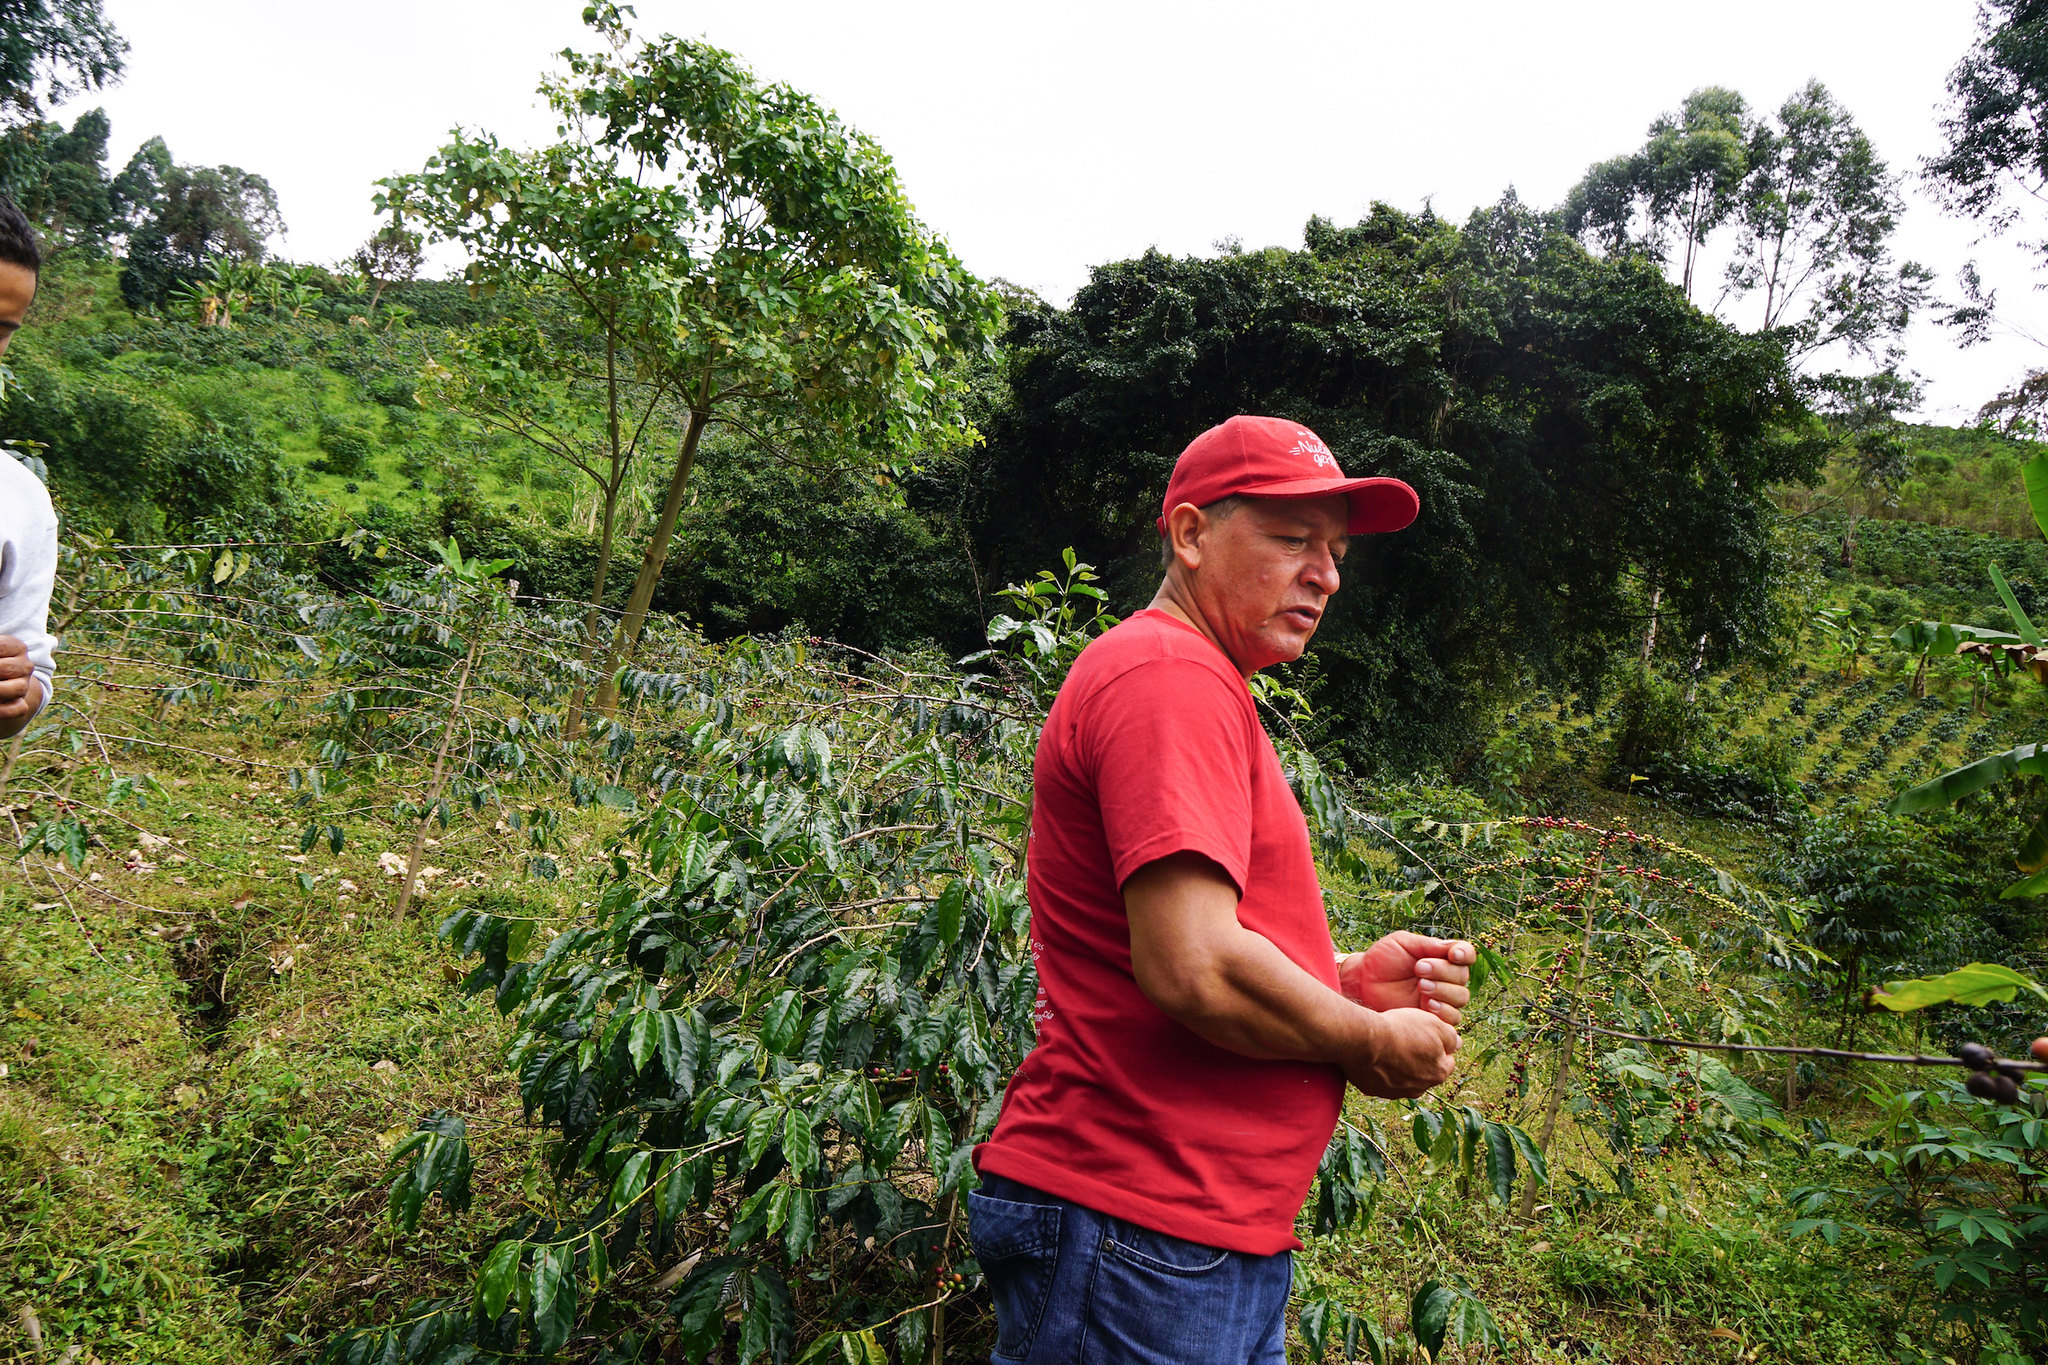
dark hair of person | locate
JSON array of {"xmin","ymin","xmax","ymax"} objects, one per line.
[{"xmin": 0, "ymin": 196, "xmax": 43, "ymax": 276}]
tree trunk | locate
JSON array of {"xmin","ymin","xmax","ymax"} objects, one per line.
[
  {"xmin": 568, "ymin": 330, "xmax": 630, "ymax": 740},
  {"xmin": 592, "ymin": 408, "xmax": 711, "ymax": 716},
  {"xmin": 1640, "ymin": 584, "xmax": 1663, "ymax": 667},
  {"xmin": 1910, "ymin": 654, "xmax": 1928, "ymax": 699},
  {"xmin": 563, "ymin": 496, "xmax": 619, "ymax": 741},
  {"xmin": 1684, "ymin": 632, "xmax": 1709, "ymax": 703}
]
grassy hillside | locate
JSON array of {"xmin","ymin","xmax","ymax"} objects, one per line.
[{"xmin": 0, "ymin": 522, "xmax": 2042, "ymax": 1365}]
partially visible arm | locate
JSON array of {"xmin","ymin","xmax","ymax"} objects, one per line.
[
  {"xmin": 1124, "ymin": 852, "xmax": 1461, "ymax": 1098},
  {"xmin": 0, "ymin": 635, "xmax": 42, "ymax": 738},
  {"xmin": 0, "ymin": 465, "xmax": 57, "ymax": 733}
]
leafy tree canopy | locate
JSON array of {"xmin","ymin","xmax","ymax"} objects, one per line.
[
  {"xmin": 1562, "ymin": 86, "xmax": 1753, "ymax": 298},
  {"xmin": 381, "ymin": 2, "xmax": 1002, "ymax": 712},
  {"xmin": 0, "ymin": 104, "xmax": 111, "ymax": 247},
  {"xmin": 118, "ymin": 152, "xmax": 284, "ymax": 311},
  {"xmin": 1726, "ymin": 81, "xmax": 1931, "ymax": 365},
  {"xmin": 955, "ymin": 199, "xmax": 1818, "ymax": 770},
  {"xmin": 1928, "ymin": 0, "xmax": 2048, "ymax": 237},
  {"xmin": 0, "ymin": 0, "xmax": 123, "ymax": 126}
]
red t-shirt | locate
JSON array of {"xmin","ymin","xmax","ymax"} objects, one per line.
[{"xmin": 975, "ymin": 609, "xmax": 1346, "ymax": 1254}]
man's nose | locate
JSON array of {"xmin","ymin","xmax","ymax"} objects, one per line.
[{"xmin": 1303, "ymin": 547, "xmax": 1341, "ymax": 595}]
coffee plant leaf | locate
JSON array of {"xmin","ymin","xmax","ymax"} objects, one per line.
[
  {"xmin": 610, "ymin": 1149, "xmax": 652, "ymax": 1210},
  {"xmin": 923, "ymin": 1102, "xmax": 954, "ymax": 1184},
  {"xmin": 739, "ymin": 1267, "xmax": 795, "ymax": 1365},
  {"xmin": 759, "ymin": 990, "xmax": 804, "ymax": 1057},
  {"xmin": 1482, "ymin": 1121, "xmax": 1517, "ymax": 1205},
  {"xmin": 744, "ymin": 1104, "xmax": 782, "ymax": 1169},
  {"xmin": 1410, "ymin": 1279, "xmax": 1504, "ymax": 1359},
  {"xmin": 529, "ymin": 1242, "xmax": 576, "ymax": 1357},
  {"xmin": 658, "ymin": 1008, "xmax": 705, "ymax": 1095},
  {"xmin": 1504, "ymin": 1123, "xmax": 1549, "ymax": 1189},
  {"xmin": 476, "ymin": 1238, "xmax": 522, "ymax": 1320},
  {"xmin": 932, "ymin": 878, "xmax": 967, "ymax": 946},
  {"xmin": 783, "ymin": 1109, "xmax": 818, "ymax": 1173},
  {"xmin": 1412, "ymin": 1106, "xmax": 1442, "ymax": 1157},
  {"xmin": 626, "ymin": 1008, "xmax": 660, "ymax": 1074},
  {"xmin": 21, "ymin": 815, "xmax": 88, "ymax": 869}
]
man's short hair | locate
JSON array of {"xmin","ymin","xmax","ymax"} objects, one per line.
[
  {"xmin": 1158, "ymin": 494, "xmax": 1248, "ymax": 568},
  {"xmin": 0, "ymin": 196, "xmax": 42, "ymax": 276}
]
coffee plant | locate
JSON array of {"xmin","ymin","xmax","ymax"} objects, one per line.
[{"xmin": 317, "ymin": 564, "xmax": 1117, "ymax": 1365}]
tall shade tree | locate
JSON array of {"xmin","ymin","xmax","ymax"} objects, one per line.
[
  {"xmin": 0, "ymin": 0, "xmax": 123, "ymax": 126},
  {"xmin": 956, "ymin": 201, "xmax": 1817, "ymax": 770},
  {"xmin": 351, "ymin": 222, "xmax": 423, "ymax": 317},
  {"xmin": 1725, "ymin": 81, "xmax": 1932, "ymax": 362},
  {"xmin": 117, "ymin": 156, "xmax": 285, "ymax": 311},
  {"xmin": 1928, "ymin": 0, "xmax": 2048, "ymax": 238},
  {"xmin": 1563, "ymin": 87, "xmax": 1753, "ymax": 299},
  {"xmin": 0, "ymin": 104, "xmax": 113, "ymax": 248},
  {"xmin": 382, "ymin": 5, "xmax": 1000, "ymax": 719}
]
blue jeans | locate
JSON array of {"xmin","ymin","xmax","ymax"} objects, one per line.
[{"xmin": 965, "ymin": 1173, "xmax": 1292, "ymax": 1365}]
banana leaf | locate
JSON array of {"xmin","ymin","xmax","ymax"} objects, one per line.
[
  {"xmin": 2023, "ymin": 451, "xmax": 2048, "ymax": 541},
  {"xmin": 1989, "ymin": 563, "xmax": 2043, "ymax": 646},
  {"xmin": 1885, "ymin": 742, "xmax": 2048, "ymax": 816},
  {"xmin": 1889, "ymin": 621, "xmax": 2021, "ymax": 653}
]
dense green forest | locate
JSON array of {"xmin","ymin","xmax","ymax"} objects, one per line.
[{"xmin": 5, "ymin": 3, "xmax": 2048, "ymax": 1364}]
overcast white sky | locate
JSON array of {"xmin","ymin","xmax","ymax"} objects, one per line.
[{"xmin": 55, "ymin": 0, "xmax": 2047, "ymax": 422}]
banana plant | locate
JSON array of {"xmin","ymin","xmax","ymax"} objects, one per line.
[
  {"xmin": 1888, "ymin": 450, "xmax": 2048, "ymax": 895},
  {"xmin": 1889, "ymin": 619, "xmax": 2020, "ymax": 698},
  {"xmin": 1813, "ymin": 606, "xmax": 1871, "ymax": 680}
]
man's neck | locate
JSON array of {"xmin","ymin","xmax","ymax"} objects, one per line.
[{"xmin": 1146, "ymin": 578, "xmax": 1252, "ymax": 679}]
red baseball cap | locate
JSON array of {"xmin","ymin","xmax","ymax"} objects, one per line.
[{"xmin": 1157, "ymin": 415, "xmax": 1419, "ymax": 536}]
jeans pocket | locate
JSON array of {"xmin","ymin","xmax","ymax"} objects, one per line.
[
  {"xmin": 1104, "ymin": 1221, "xmax": 1231, "ymax": 1277},
  {"xmin": 967, "ymin": 1191, "xmax": 1062, "ymax": 1361},
  {"xmin": 1090, "ymin": 1225, "xmax": 1256, "ymax": 1361}
]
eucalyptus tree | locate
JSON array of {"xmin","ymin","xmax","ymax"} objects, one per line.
[
  {"xmin": 1928, "ymin": 0, "xmax": 2048, "ymax": 242},
  {"xmin": 0, "ymin": 0, "xmax": 124, "ymax": 128},
  {"xmin": 1562, "ymin": 86, "xmax": 1753, "ymax": 299},
  {"xmin": 1724, "ymin": 81, "xmax": 1932, "ymax": 363},
  {"xmin": 380, "ymin": 4, "xmax": 1001, "ymax": 721}
]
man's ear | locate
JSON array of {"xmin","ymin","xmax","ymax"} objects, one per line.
[{"xmin": 1164, "ymin": 502, "xmax": 1208, "ymax": 572}]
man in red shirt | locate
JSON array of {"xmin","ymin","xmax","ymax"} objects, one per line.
[{"xmin": 971, "ymin": 416, "xmax": 1472, "ymax": 1363}]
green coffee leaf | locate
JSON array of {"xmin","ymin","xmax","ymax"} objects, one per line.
[{"xmin": 476, "ymin": 1238, "xmax": 521, "ymax": 1319}]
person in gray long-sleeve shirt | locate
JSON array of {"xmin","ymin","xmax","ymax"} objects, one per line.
[{"xmin": 0, "ymin": 192, "xmax": 50, "ymax": 740}]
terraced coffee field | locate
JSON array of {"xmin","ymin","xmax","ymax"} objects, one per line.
[{"xmin": 1497, "ymin": 667, "xmax": 2028, "ymax": 812}]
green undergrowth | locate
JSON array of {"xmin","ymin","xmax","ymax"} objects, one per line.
[
  {"xmin": 3, "ymin": 535, "xmax": 2045, "ymax": 1364},
  {"xmin": 1, "ymin": 694, "xmax": 630, "ymax": 1361}
]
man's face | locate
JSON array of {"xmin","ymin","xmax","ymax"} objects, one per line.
[
  {"xmin": 0, "ymin": 261, "xmax": 35, "ymax": 357},
  {"xmin": 1179, "ymin": 494, "xmax": 1349, "ymax": 674}
]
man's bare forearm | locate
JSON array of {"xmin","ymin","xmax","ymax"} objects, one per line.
[
  {"xmin": 1124, "ymin": 851, "xmax": 1460, "ymax": 1096},
  {"xmin": 1124, "ymin": 852, "xmax": 1383, "ymax": 1062}
]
